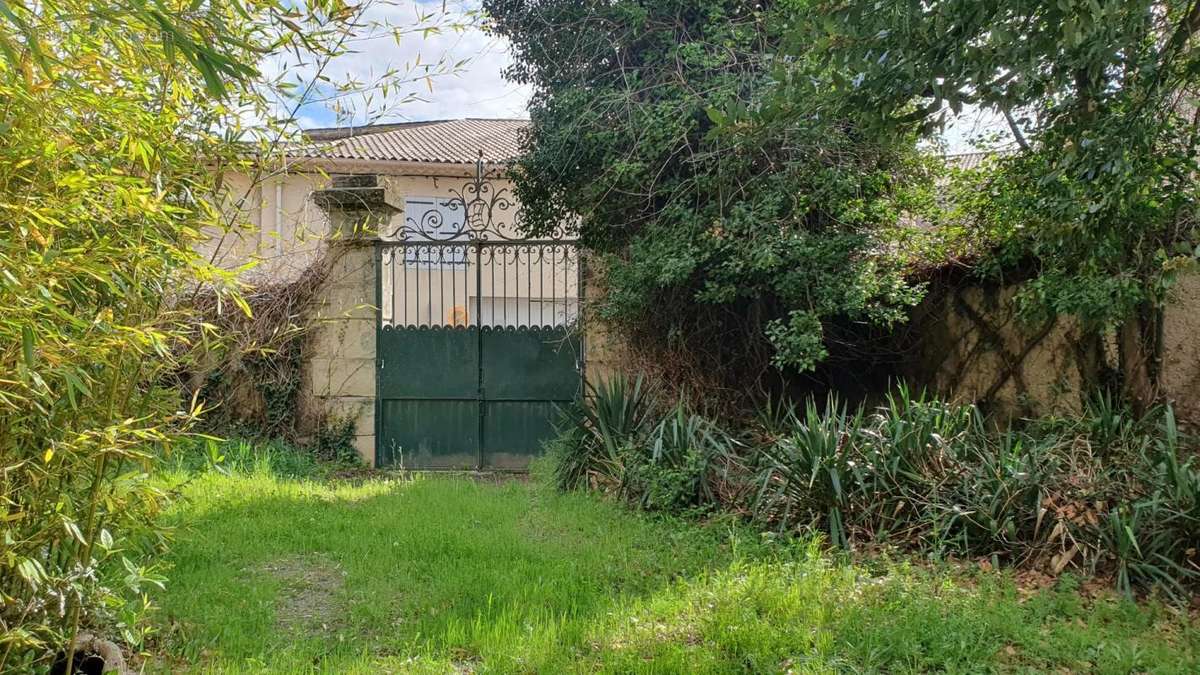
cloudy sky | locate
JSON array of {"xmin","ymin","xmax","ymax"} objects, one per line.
[{"xmin": 280, "ymin": 1, "xmax": 530, "ymax": 130}]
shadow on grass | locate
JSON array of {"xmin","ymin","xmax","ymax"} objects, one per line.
[{"xmin": 151, "ymin": 471, "xmax": 1200, "ymax": 674}]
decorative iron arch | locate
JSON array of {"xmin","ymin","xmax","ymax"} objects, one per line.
[{"xmin": 388, "ymin": 154, "xmax": 573, "ymax": 242}]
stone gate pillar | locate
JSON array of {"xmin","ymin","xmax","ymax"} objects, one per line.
[{"xmin": 308, "ymin": 175, "xmax": 399, "ymax": 466}]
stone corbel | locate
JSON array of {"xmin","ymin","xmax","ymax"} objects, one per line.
[{"xmin": 311, "ymin": 174, "xmax": 400, "ymax": 241}]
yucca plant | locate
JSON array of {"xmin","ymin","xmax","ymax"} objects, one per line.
[
  {"xmin": 754, "ymin": 393, "xmax": 799, "ymax": 440},
  {"xmin": 933, "ymin": 432, "xmax": 1057, "ymax": 560},
  {"xmin": 624, "ymin": 403, "xmax": 740, "ymax": 511},
  {"xmin": 1079, "ymin": 389, "xmax": 1166, "ymax": 454},
  {"xmin": 556, "ymin": 377, "xmax": 1200, "ymax": 598},
  {"xmin": 549, "ymin": 375, "xmax": 655, "ymax": 491},
  {"xmin": 843, "ymin": 385, "xmax": 976, "ymax": 542},
  {"xmin": 1100, "ymin": 502, "xmax": 1197, "ymax": 600},
  {"xmin": 1158, "ymin": 407, "xmax": 1199, "ymax": 525},
  {"xmin": 872, "ymin": 383, "xmax": 977, "ymax": 476},
  {"xmin": 1100, "ymin": 407, "xmax": 1200, "ymax": 599},
  {"xmin": 753, "ymin": 395, "xmax": 864, "ymax": 548}
]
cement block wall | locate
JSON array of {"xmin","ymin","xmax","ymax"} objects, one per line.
[
  {"xmin": 304, "ymin": 239, "xmax": 379, "ymax": 464},
  {"xmin": 1159, "ymin": 273, "xmax": 1200, "ymax": 423},
  {"xmin": 303, "ymin": 178, "xmax": 399, "ymax": 466},
  {"xmin": 908, "ymin": 272, "xmax": 1200, "ymax": 424}
]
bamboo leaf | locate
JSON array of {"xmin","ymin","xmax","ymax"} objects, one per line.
[{"xmin": 21, "ymin": 324, "xmax": 34, "ymax": 367}]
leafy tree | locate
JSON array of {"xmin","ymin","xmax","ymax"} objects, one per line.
[
  {"xmin": 814, "ymin": 0, "xmax": 1200, "ymax": 406},
  {"xmin": 0, "ymin": 6, "xmax": 248, "ymax": 665},
  {"xmin": 485, "ymin": 0, "xmax": 929, "ymax": 394}
]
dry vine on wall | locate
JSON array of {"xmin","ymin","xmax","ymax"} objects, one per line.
[{"xmin": 178, "ymin": 254, "xmax": 357, "ymax": 459}]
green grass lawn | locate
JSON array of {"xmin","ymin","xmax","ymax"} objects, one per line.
[{"xmin": 149, "ymin": 450, "xmax": 1199, "ymax": 673}]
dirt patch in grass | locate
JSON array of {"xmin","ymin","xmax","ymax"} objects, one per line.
[{"xmin": 258, "ymin": 554, "xmax": 347, "ymax": 639}]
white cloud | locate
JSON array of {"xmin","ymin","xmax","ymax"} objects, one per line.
[{"xmin": 266, "ymin": 1, "xmax": 530, "ymax": 129}]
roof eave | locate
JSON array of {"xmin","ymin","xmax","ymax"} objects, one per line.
[{"xmin": 283, "ymin": 155, "xmax": 514, "ymax": 177}]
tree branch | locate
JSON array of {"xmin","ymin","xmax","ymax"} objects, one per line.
[{"xmin": 1001, "ymin": 105, "xmax": 1030, "ymax": 150}]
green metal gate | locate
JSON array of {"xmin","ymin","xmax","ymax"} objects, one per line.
[{"xmin": 374, "ymin": 170, "xmax": 581, "ymax": 469}]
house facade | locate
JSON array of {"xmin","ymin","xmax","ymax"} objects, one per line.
[{"xmin": 200, "ymin": 119, "xmax": 612, "ymax": 469}]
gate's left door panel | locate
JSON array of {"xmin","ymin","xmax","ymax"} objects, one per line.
[{"xmin": 377, "ymin": 326, "xmax": 479, "ymax": 468}]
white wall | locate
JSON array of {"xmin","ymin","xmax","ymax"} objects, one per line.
[
  {"xmin": 200, "ymin": 169, "xmax": 333, "ymax": 282},
  {"xmin": 204, "ymin": 165, "xmax": 580, "ymax": 327}
]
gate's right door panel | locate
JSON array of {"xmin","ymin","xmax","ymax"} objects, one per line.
[{"xmin": 481, "ymin": 326, "xmax": 580, "ymax": 468}]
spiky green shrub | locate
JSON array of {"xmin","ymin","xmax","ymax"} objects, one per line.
[
  {"xmin": 753, "ymin": 396, "xmax": 863, "ymax": 547},
  {"xmin": 549, "ymin": 377, "xmax": 741, "ymax": 511},
  {"xmin": 750, "ymin": 387, "xmax": 1198, "ymax": 598},
  {"xmin": 623, "ymin": 403, "xmax": 742, "ymax": 513},
  {"xmin": 553, "ymin": 380, "xmax": 1198, "ymax": 598},
  {"xmin": 1100, "ymin": 408, "xmax": 1200, "ymax": 598},
  {"xmin": 548, "ymin": 375, "xmax": 655, "ymax": 492}
]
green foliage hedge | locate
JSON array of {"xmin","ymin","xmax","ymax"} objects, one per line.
[{"xmin": 490, "ymin": 0, "xmax": 1200, "ymax": 408}]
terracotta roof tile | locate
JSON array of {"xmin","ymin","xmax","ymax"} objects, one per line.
[
  {"xmin": 943, "ymin": 150, "xmax": 1013, "ymax": 170},
  {"xmin": 295, "ymin": 118, "xmax": 528, "ymax": 165}
]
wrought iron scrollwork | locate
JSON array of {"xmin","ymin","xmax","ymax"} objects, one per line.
[
  {"xmin": 388, "ymin": 157, "xmax": 573, "ymax": 242},
  {"xmin": 379, "ymin": 157, "xmax": 580, "ymax": 331}
]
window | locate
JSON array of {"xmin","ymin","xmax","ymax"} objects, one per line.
[
  {"xmin": 404, "ymin": 196, "xmax": 467, "ymax": 266},
  {"xmin": 476, "ymin": 296, "xmax": 579, "ymax": 328}
]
